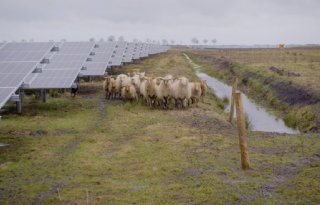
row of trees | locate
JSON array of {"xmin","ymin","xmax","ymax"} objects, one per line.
[
  {"xmin": 191, "ymin": 38, "xmax": 217, "ymax": 45},
  {"xmin": 162, "ymin": 38, "xmax": 217, "ymax": 45},
  {"xmin": 88, "ymin": 36, "xmax": 217, "ymax": 45},
  {"xmin": 89, "ymin": 35, "xmax": 124, "ymax": 42}
]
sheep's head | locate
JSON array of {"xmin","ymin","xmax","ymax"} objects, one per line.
[
  {"xmin": 154, "ymin": 78, "xmax": 161, "ymax": 86},
  {"xmin": 142, "ymin": 76, "xmax": 150, "ymax": 82},
  {"xmin": 111, "ymin": 80, "xmax": 116, "ymax": 90},
  {"xmin": 179, "ymin": 77, "xmax": 189, "ymax": 86},
  {"xmin": 119, "ymin": 74, "xmax": 127, "ymax": 83},
  {"xmin": 161, "ymin": 77, "xmax": 171, "ymax": 86},
  {"xmin": 131, "ymin": 76, "xmax": 140, "ymax": 86},
  {"xmin": 104, "ymin": 76, "xmax": 112, "ymax": 83},
  {"xmin": 131, "ymin": 78, "xmax": 136, "ymax": 85},
  {"xmin": 122, "ymin": 85, "xmax": 130, "ymax": 93}
]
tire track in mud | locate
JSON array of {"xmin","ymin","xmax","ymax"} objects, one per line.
[
  {"xmin": 238, "ymin": 152, "xmax": 320, "ymax": 204},
  {"xmin": 261, "ymin": 152, "xmax": 320, "ymax": 197},
  {"xmin": 33, "ymin": 97, "xmax": 107, "ymax": 205}
]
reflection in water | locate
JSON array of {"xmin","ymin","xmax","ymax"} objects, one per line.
[
  {"xmin": 0, "ymin": 143, "xmax": 9, "ymax": 147},
  {"xmin": 184, "ymin": 54, "xmax": 299, "ymax": 134}
]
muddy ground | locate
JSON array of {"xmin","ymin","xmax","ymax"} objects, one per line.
[{"xmin": 0, "ymin": 50, "xmax": 319, "ymax": 204}]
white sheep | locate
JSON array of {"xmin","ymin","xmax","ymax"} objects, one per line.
[
  {"xmin": 156, "ymin": 76, "xmax": 174, "ymax": 109},
  {"xmin": 199, "ymin": 80, "xmax": 208, "ymax": 102},
  {"xmin": 171, "ymin": 77, "xmax": 191, "ymax": 109},
  {"xmin": 115, "ymin": 74, "xmax": 129, "ymax": 98},
  {"xmin": 131, "ymin": 74, "xmax": 141, "ymax": 95}
]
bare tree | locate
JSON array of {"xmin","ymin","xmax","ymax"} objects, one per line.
[
  {"xmin": 118, "ymin": 36, "xmax": 125, "ymax": 41},
  {"xmin": 170, "ymin": 40, "xmax": 175, "ymax": 45},
  {"xmin": 108, "ymin": 35, "xmax": 116, "ymax": 42},
  {"xmin": 191, "ymin": 37, "xmax": 199, "ymax": 45},
  {"xmin": 162, "ymin": 39, "xmax": 168, "ymax": 45},
  {"xmin": 99, "ymin": 38, "xmax": 105, "ymax": 42},
  {"xmin": 203, "ymin": 39, "xmax": 208, "ymax": 44},
  {"xmin": 89, "ymin": 37, "xmax": 95, "ymax": 42},
  {"xmin": 211, "ymin": 39, "xmax": 217, "ymax": 44}
]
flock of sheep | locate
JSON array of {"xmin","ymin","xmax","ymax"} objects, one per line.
[{"xmin": 103, "ymin": 69, "xmax": 208, "ymax": 109}]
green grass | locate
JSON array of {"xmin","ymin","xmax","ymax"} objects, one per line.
[
  {"xmin": 0, "ymin": 50, "xmax": 319, "ymax": 204},
  {"xmin": 185, "ymin": 48, "xmax": 320, "ymax": 132}
]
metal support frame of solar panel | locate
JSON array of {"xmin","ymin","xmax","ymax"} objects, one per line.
[
  {"xmin": 151, "ymin": 44, "xmax": 160, "ymax": 55},
  {"xmin": 149, "ymin": 45, "xmax": 159, "ymax": 55},
  {"xmin": 81, "ymin": 42, "xmax": 117, "ymax": 76},
  {"xmin": 137, "ymin": 43, "xmax": 148, "ymax": 58},
  {"xmin": 0, "ymin": 42, "xmax": 55, "ymax": 109},
  {"xmin": 142, "ymin": 43, "xmax": 151, "ymax": 58},
  {"xmin": 132, "ymin": 43, "xmax": 143, "ymax": 60},
  {"xmin": 26, "ymin": 42, "xmax": 95, "ymax": 89},
  {"xmin": 122, "ymin": 43, "xmax": 137, "ymax": 63},
  {"xmin": 108, "ymin": 41, "xmax": 127, "ymax": 67}
]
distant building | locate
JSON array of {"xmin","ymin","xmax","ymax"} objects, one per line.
[{"xmin": 278, "ymin": 44, "xmax": 285, "ymax": 48}]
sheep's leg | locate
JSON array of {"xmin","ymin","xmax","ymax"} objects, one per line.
[
  {"xmin": 174, "ymin": 99, "xmax": 179, "ymax": 109},
  {"xmin": 147, "ymin": 97, "xmax": 151, "ymax": 107},
  {"xmin": 179, "ymin": 99, "xmax": 182, "ymax": 110},
  {"xmin": 162, "ymin": 98, "xmax": 166, "ymax": 109}
]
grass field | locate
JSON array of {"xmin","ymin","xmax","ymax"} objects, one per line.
[
  {"xmin": 186, "ymin": 48, "xmax": 320, "ymax": 132},
  {"xmin": 0, "ymin": 50, "xmax": 319, "ymax": 204}
]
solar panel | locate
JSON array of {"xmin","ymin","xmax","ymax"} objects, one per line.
[
  {"xmin": 0, "ymin": 42, "xmax": 55, "ymax": 109},
  {"xmin": 0, "ymin": 87, "xmax": 16, "ymax": 108},
  {"xmin": 29, "ymin": 69, "xmax": 80, "ymax": 88},
  {"xmin": 27, "ymin": 41, "xmax": 95, "ymax": 88},
  {"xmin": 122, "ymin": 43, "xmax": 137, "ymax": 63},
  {"xmin": 81, "ymin": 62, "xmax": 108, "ymax": 76},
  {"xmin": 1, "ymin": 42, "xmax": 55, "ymax": 52},
  {"xmin": 108, "ymin": 41, "xmax": 127, "ymax": 66},
  {"xmin": 79, "ymin": 42, "xmax": 116, "ymax": 76},
  {"xmin": 58, "ymin": 42, "xmax": 95, "ymax": 54}
]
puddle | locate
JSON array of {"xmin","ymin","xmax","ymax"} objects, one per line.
[
  {"xmin": 0, "ymin": 143, "xmax": 9, "ymax": 147},
  {"xmin": 184, "ymin": 53, "xmax": 299, "ymax": 134}
]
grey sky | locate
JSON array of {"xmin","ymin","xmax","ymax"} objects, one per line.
[{"xmin": 0, "ymin": 0, "xmax": 319, "ymax": 44}]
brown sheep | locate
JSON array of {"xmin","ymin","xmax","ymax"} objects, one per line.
[
  {"xmin": 121, "ymin": 84, "xmax": 138, "ymax": 101},
  {"xmin": 189, "ymin": 82, "xmax": 202, "ymax": 106},
  {"xmin": 103, "ymin": 76, "xmax": 113, "ymax": 99},
  {"xmin": 108, "ymin": 78, "xmax": 117, "ymax": 99},
  {"xmin": 199, "ymin": 80, "xmax": 208, "ymax": 102}
]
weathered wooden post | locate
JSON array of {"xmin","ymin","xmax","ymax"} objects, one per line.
[
  {"xmin": 229, "ymin": 77, "xmax": 238, "ymax": 124},
  {"xmin": 234, "ymin": 91, "xmax": 250, "ymax": 170}
]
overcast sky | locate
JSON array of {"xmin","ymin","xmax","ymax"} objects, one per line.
[{"xmin": 0, "ymin": 0, "xmax": 319, "ymax": 44}]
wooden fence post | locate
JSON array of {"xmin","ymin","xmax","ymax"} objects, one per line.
[
  {"xmin": 229, "ymin": 77, "xmax": 238, "ymax": 124},
  {"xmin": 234, "ymin": 91, "xmax": 250, "ymax": 170}
]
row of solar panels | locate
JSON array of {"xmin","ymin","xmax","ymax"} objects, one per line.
[{"xmin": 0, "ymin": 41, "xmax": 170, "ymax": 109}]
